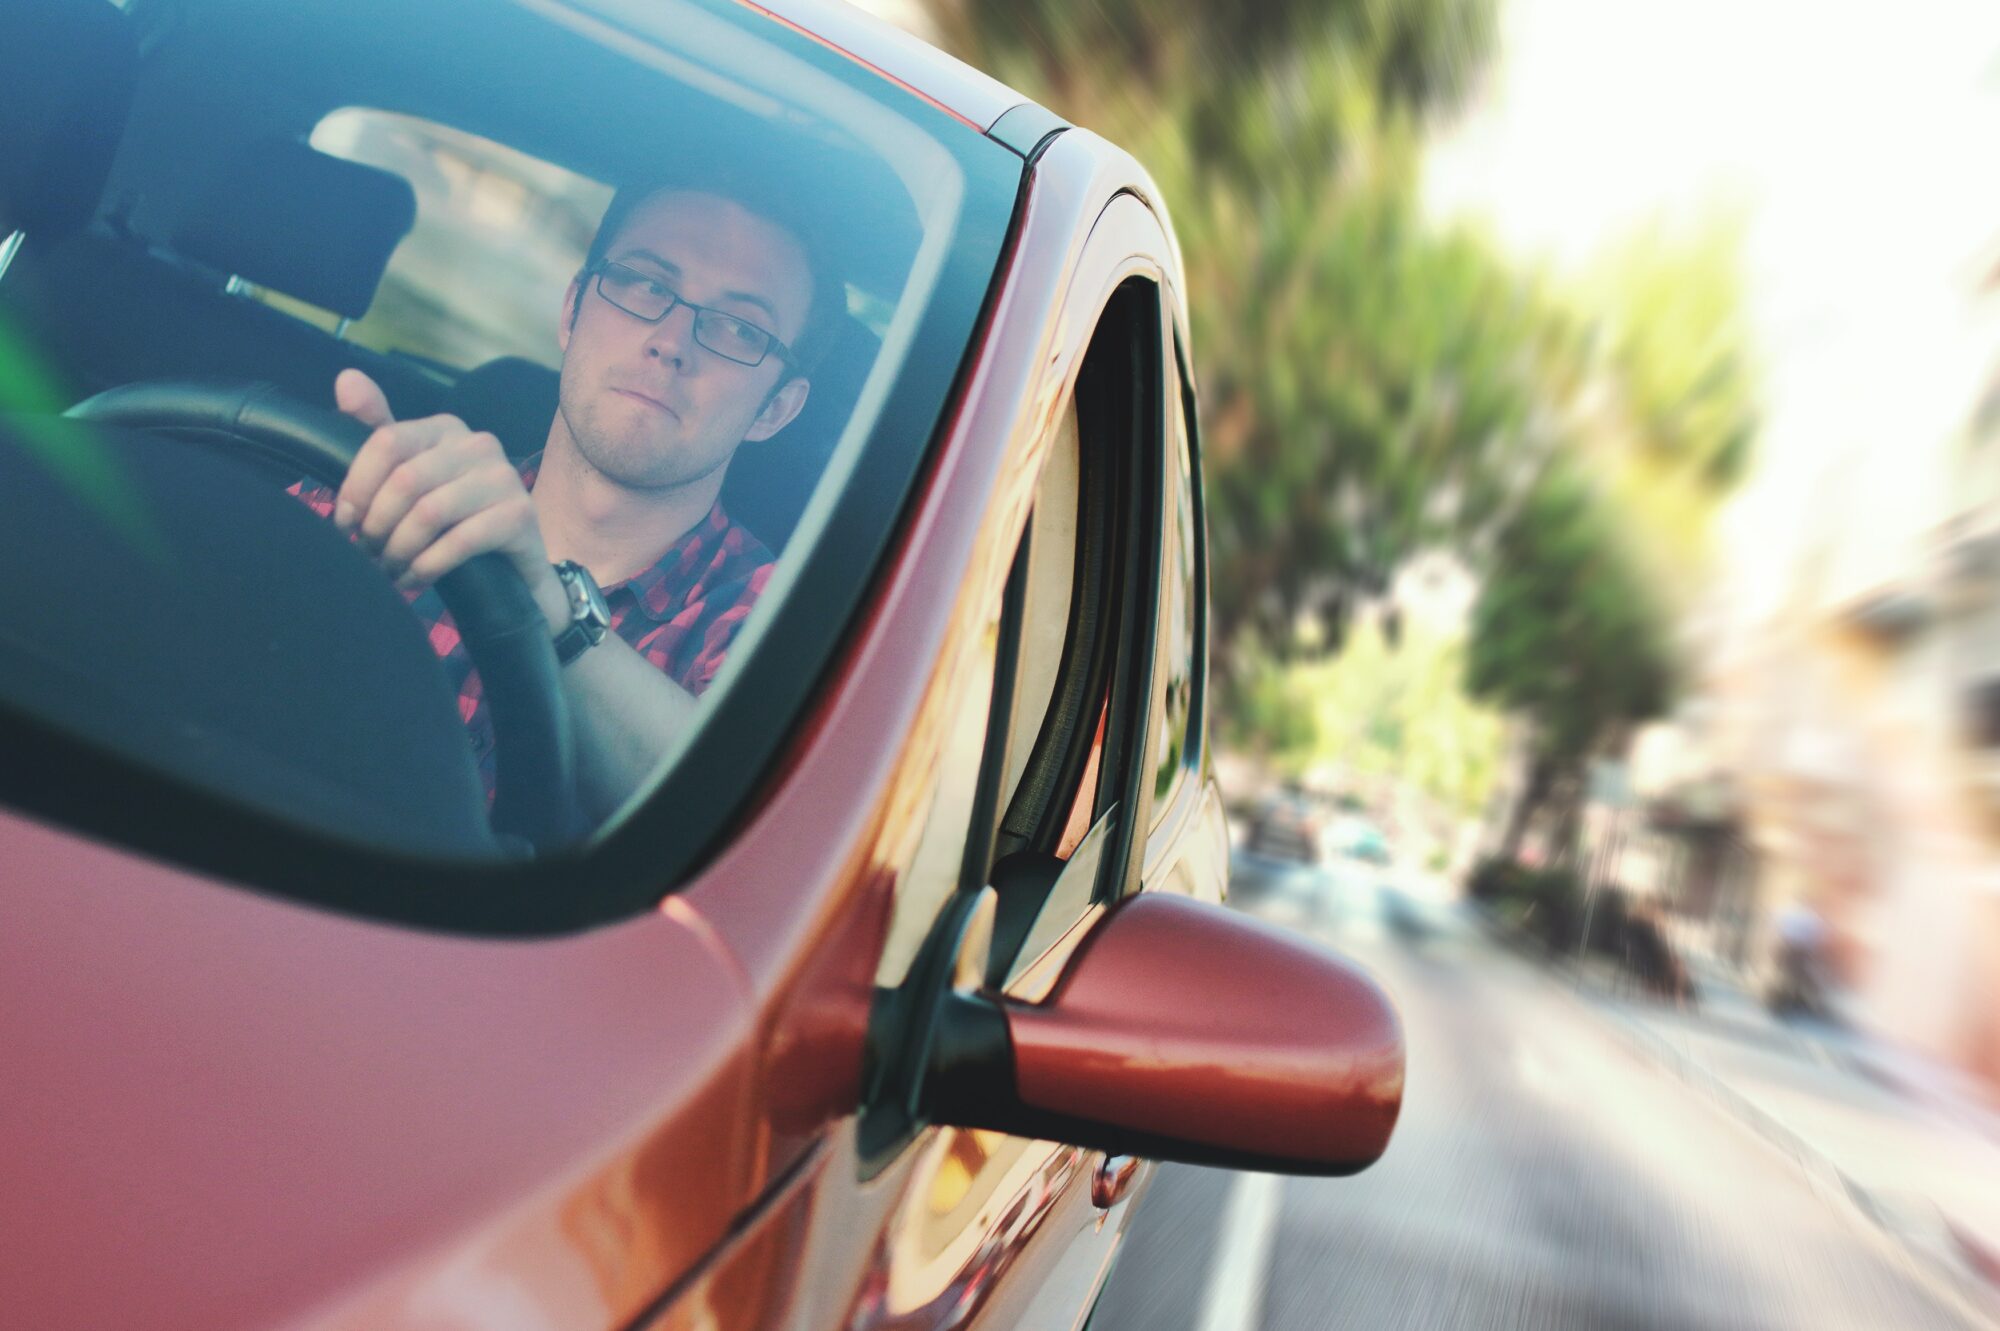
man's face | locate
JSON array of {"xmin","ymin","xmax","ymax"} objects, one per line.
[{"xmin": 554, "ymin": 190, "xmax": 813, "ymax": 491}]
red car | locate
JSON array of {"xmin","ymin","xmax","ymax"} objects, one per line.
[{"xmin": 0, "ymin": 1, "xmax": 1404, "ymax": 1327}]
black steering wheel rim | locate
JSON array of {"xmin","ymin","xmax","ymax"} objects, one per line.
[{"xmin": 65, "ymin": 379, "xmax": 579, "ymax": 853}]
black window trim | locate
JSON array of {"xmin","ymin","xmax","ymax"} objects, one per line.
[
  {"xmin": 1145, "ymin": 319, "xmax": 1209, "ymax": 836},
  {"xmin": 1178, "ymin": 326, "xmax": 1211, "ymax": 786},
  {"xmin": 1083, "ymin": 276, "xmax": 1167, "ymax": 903}
]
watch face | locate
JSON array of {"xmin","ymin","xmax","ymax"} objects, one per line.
[{"xmin": 558, "ymin": 561, "xmax": 611, "ymax": 639}]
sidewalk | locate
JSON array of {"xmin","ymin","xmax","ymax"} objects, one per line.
[{"xmin": 1478, "ymin": 907, "xmax": 2000, "ymax": 1325}]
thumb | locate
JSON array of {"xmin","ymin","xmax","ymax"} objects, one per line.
[{"xmin": 334, "ymin": 368, "xmax": 395, "ymax": 430}]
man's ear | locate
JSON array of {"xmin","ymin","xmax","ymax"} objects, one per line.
[
  {"xmin": 745, "ymin": 374, "xmax": 811, "ymax": 442},
  {"xmin": 557, "ymin": 275, "xmax": 583, "ymax": 352}
]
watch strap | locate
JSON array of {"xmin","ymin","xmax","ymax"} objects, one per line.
[{"xmin": 553, "ymin": 621, "xmax": 596, "ymax": 666}]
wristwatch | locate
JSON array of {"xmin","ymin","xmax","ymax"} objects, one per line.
[{"xmin": 550, "ymin": 559, "xmax": 611, "ymax": 665}]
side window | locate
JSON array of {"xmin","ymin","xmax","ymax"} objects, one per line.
[
  {"xmin": 871, "ymin": 279, "xmax": 1165, "ymax": 992},
  {"xmin": 982, "ymin": 280, "xmax": 1164, "ymax": 984},
  {"xmin": 988, "ymin": 397, "xmax": 1105, "ymax": 866},
  {"xmin": 1148, "ymin": 335, "xmax": 1201, "ymax": 824}
]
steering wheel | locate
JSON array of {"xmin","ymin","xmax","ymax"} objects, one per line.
[{"xmin": 65, "ymin": 380, "xmax": 579, "ymax": 853}]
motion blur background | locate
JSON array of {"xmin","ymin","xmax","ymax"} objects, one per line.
[{"xmin": 861, "ymin": 1, "xmax": 2000, "ymax": 1326}]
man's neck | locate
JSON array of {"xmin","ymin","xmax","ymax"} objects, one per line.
[{"xmin": 531, "ymin": 434, "xmax": 726, "ymax": 584}]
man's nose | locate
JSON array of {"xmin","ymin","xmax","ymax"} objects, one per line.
[{"xmin": 643, "ymin": 300, "xmax": 699, "ymax": 365}]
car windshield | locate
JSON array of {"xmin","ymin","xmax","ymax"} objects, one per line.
[{"xmin": 0, "ymin": 0, "xmax": 1018, "ymax": 905}]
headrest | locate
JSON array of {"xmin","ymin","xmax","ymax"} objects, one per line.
[
  {"xmin": 453, "ymin": 357, "xmax": 561, "ymax": 458},
  {"xmin": 174, "ymin": 141, "xmax": 416, "ymax": 319},
  {"xmin": 0, "ymin": 0, "xmax": 140, "ymax": 241},
  {"xmin": 724, "ymin": 313, "xmax": 880, "ymax": 549}
]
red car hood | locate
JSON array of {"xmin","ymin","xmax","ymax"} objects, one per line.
[{"xmin": 0, "ymin": 811, "xmax": 757, "ymax": 1331}]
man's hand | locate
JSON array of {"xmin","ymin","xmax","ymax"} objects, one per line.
[
  {"xmin": 332, "ymin": 369, "xmax": 564, "ymax": 626},
  {"xmin": 332, "ymin": 370, "xmax": 707, "ymax": 821}
]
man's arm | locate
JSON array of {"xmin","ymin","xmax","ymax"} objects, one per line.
[
  {"xmin": 331, "ymin": 368, "xmax": 698, "ymax": 822},
  {"xmin": 524, "ymin": 573, "xmax": 702, "ymax": 820}
]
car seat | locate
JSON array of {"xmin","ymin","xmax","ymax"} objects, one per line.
[{"xmin": 3, "ymin": 136, "xmax": 449, "ymax": 419}]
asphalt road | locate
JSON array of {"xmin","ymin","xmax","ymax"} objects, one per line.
[{"xmin": 1089, "ymin": 854, "xmax": 1983, "ymax": 1331}]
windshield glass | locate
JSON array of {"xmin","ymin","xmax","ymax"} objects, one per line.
[{"xmin": 0, "ymin": 0, "xmax": 1018, "ymax": 905}]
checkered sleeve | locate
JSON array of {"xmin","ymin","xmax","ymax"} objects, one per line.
[
  {"xmin": 288, "ymin": 478, "xmax": 339, "ymax": 519},
  {"xmin": 683, "ymin": 560, "xmax": 774, "ymax": 693}
]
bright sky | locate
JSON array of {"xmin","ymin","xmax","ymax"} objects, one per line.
[{"xmin": 1424, "ymin": 0, "xmax": 2000, "ymax": 628}]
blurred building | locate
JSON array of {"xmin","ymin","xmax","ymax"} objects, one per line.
[{"xmin": 1665, "ymin": 251, "xmax": 2000, "ymax": 1090}]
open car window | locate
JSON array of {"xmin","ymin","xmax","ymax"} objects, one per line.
[{"xmin": 0, "ymin": 0, "xmax": 1022, "ymax": 928}]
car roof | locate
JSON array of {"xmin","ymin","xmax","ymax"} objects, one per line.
[{"xmin": 595, "ymin": 0, "xmax": 1033, "ymax": 131}]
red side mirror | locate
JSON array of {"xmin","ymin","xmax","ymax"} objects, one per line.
[{"xmin": 929, "ymin": 893, "xmax": 1404, "ymax": 1175}]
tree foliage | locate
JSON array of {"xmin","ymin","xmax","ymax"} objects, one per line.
[
  {"xmin": 1238, "ymin": 611, "xmax": 1507, "ymax": 819},
  {"xmin": 926, "ymin": 0, "xmax": 1492, "ymax": 177},
  {"xmin": 1194, "ymin": 158, "xmax": 1580, "ymax": 659},
  {"xmin": 1467, "ymin": 464, "xmax": 1675, "ymax": 758}
]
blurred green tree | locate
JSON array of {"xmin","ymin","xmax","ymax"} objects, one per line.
[
  {"xmin": 1240, "ymin": 610, "xmax": 1507, "ymax": 821},
  {"xmin": 1192, "ymin": 155, "xmax": 1581, "ymax": 666},
  {"xmin": 1565, "ymin": 217, "xmax": 1760, "ymax": 597},
  {"xmin": 925, "ymin": 0, "xmax": 1491, "ymax": 169},
  {"xmin": 1466, "ymin": 461, "xmax": 1677, "ymax": 860}
]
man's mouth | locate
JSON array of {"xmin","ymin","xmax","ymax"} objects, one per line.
[{"xmin": 612, "ymin": 386, "xmax": 678, "ymax": 417}]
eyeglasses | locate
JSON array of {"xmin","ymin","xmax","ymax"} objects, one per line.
[{"xmin": 587, "ymin": 261, "xmax": 794, "ymax": 369}]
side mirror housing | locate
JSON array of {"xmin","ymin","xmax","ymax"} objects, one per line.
[{"xmin": 929, "ymin": 893, "xmax": 1404, "ymax": 1175}]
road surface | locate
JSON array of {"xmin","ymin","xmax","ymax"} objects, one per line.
[{"xmin": 1090, "ymin": 854, "xmax": 1983, "ymax": 1331}]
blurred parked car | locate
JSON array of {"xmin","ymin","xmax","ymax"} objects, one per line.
[
  {"xmin": 0, "ymin": 0, "xmax": 1406, "ymax": 1327},
  {"xmin": 1246, "ymin": 788, "xmax": 1331, "ymax": 862},
  {"xmin": 1329, "ymin": 814, "xmax": 1392, "ymax": 866}
]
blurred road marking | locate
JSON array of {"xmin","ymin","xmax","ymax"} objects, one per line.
[{"xmin": 1195, "ymin": 1171, "xmax": 1282, "ymax": 1331}]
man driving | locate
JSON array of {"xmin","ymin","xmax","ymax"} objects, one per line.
[{"xmin": 296, "ymin": 177, "xmax": 839, "ymax": 822}]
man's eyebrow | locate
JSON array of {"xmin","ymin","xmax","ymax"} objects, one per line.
[{"xmin": 616, "ymin": 248, "xmax": 781, "ymax": 326}]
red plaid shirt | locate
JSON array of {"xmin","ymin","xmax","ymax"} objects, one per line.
[{"xmin": 292, "ymin": 456, "xmax": 773, "ymax": 801}]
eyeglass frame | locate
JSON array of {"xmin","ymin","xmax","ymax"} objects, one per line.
[{"xmin": 582, "ymin": 259, "xmax": 798, "ymax": 370}]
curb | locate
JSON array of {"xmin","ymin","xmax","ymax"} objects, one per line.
[{"xmin": 1467, "ymin": 901, "xmax": 2000, "ymax": 1329}]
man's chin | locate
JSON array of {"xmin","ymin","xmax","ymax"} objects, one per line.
[{"xmin": 575, "ymin": 432, "xmax": 714, "ymax": 494}]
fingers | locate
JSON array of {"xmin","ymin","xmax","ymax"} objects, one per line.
[
  {"xmin": 337, "ymin": 413, "xmax": 474, "ymax": 536},
  {"xmin": 395, "ymin": 494, "xmax": 542, "ymax": 590},
  {"xmin": 332, "ymin": 407, "xmax": 546, "ymax": 590},
  {"xmin": 374, "ymin": 457, "xmax": 530, "ymax": 582},
  {"xmin": 335, "ymin": 368, "xmax": 395, "ymax": 430}
]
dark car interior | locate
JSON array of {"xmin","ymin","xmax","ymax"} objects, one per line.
[{"xmin": 0, "ymin": 0, "xmax": 924, "ymax": 860}]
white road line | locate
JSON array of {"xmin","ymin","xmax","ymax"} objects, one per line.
[{"xmin": 1195, "ymin": 1171, "xmax": 1285, "ymax": 1331}]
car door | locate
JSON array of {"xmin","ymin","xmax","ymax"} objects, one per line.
[{"xmin": 840, "ymin": 200, "xmax": 1191, "ymax": 1330}]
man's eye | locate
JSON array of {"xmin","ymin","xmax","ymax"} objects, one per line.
[
  {"xmin": 711, "ymin": 316, "xmax": 763, "ymax": 351},
  {"xmin": 608, "ymin": 269, "xmax": 669, "ymax": 300}
]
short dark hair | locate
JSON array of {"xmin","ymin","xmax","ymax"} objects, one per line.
[{"xmin": 574, "ymin": 171, "xmax": 845, "ymax": 376}]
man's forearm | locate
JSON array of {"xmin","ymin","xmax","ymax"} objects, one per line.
[
  {"xmin": 530, "ymin": 573, "xmax": 699, "ymax": 821},
  {"xmin": 560, "ymin": 637, "xmax": 701, "ymax": 820}
]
